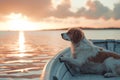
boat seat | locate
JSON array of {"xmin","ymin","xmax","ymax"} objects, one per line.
[{"xmin": 92, "ymin": 39, "xmax": 120, "ymax": 53}]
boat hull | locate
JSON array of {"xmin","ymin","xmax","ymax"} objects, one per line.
[{"xmin": 41, "ymin": 40, "xmax": 120, "ymax": 80}]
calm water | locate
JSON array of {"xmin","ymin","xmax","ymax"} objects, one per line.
[{"xmin": 0, "ymin": 29, "xmax": 120, "ymax": 80}]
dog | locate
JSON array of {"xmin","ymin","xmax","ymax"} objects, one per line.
[{"xmin": 60, "ymin": 28, "xmax": 120, "ymax": 77}]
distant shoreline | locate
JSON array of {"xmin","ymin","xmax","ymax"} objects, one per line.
[
  {"xmin": 0, "ymin": 28, "xmax": 120, "ymax": 31},
  {"xmin": 40, "ymin": 27, "xmax": 120, "ymax": 31}
]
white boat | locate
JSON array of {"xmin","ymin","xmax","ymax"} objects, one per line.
[{"xmin": 41, "ymin": 40, "xmax": 120, "ymax": 80}]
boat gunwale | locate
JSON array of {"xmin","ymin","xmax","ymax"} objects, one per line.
[{"xmin": 41, "ymin": 48, "xmax": 70, "ymax": 80}]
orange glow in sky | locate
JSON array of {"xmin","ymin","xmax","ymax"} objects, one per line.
[
  {"xmin": 0, "ymin": 0, "xmax": 120, "ymax": 30},
  {"xmin": 6, "ymin": 13, "xmax": 39, "ymax": 31}
]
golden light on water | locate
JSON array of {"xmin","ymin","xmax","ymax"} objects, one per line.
[
  {"xmin": 18, "ymin": 31, "xmax": 26, "ymax": 57},
  {"xmin": 19, "ymin": 31, "xmax": 25, "ymax": 52}
]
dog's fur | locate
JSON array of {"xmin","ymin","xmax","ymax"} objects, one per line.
[{"xmin": 60, "ymin": 28, "xmax": 120, "ymax": 77}]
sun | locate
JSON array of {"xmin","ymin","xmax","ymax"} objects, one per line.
[{"xmin": 6, "ymin": 13, "xmax": 38, "ymax": 31}]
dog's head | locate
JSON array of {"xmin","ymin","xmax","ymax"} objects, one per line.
[{"xmin": 61, "ymin": 28, "xmax": 84, "ymax": 44}]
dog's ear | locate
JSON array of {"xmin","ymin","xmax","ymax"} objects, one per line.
[{"xmin": 70, "ymin": 28, "xmax": 84, "ymax": 44}]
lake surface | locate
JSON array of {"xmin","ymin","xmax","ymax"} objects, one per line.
[{"xmin": 0, "ymin": 29, "xmax": 120, "ymax": 80}]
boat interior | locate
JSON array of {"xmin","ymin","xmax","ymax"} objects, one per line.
[{"xmin": 41, "ymin": 40, "xmax": 120, "ymax": 80}]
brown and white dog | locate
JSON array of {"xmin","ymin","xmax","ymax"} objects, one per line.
[{"xmin": 60, "ymin": 28, "xmax": 120, "ymax": 77}]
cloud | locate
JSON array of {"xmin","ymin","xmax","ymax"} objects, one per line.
[
  {"xmin": 75, "ymin": 0, "xmax": 120, "ymax": 20},
  {"xmin": 75, "ymin": 0, "xmax": 112, "ymax": 19},
  {"xmin": 51, "ymin": 0, "xmax": 74, "ymax": 18},
  {"xmin": 0, "ymin": 0, "xmax": 120, "ymax": 21},
  {"xmin": 0, "ymin": 0, "xmax": 52, "ymax": 20},
  {"xmin": 113, "ymin": 3, "xmax": 120, "ymax": 20},
  {"xmin": 86, "ymin": 0, "xmax": 110, "ymax": 19}
]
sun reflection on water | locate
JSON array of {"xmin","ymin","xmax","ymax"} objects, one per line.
[
  {"xmin": 19, "ymin": 31, "xmax": 25, "ymax": 52},
  {"xmin": 18, "ymin": 31, "xmax": 26, "ymax": 57}
]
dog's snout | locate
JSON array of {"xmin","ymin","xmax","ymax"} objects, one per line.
[{"xmin": 61, "ymin": 33, "xmax": 70, "ymax": 41}]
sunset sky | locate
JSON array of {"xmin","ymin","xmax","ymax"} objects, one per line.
[{"xmin": 0, "ymin": 0, "xmax": 120, "ymax": 31}]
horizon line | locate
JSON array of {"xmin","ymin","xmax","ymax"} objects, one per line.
[{"xmin": 0, "ymin": 27, "xmax": 120, "ymax": 31}]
